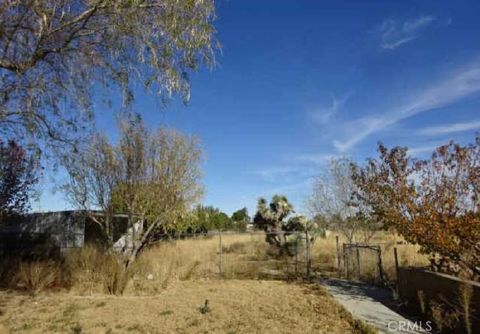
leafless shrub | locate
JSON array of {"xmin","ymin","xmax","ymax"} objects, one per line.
[
  {"xmin": 15, "ymin": 261, "xmax": 61, "ymax": 295},
  {"xmin": 66, "ymin": 245, "xmax": 131, "ymax": 295},
  {"xmin": 101, "ymin": 256, "xmax": 131, "ymax": 295},
  {"xmin": 459, "ymin": 283, "xmax": 474, "ymax": 334}
]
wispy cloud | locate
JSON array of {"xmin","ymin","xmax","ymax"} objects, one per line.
[
  {"xmin": 309, "ymin": 92, "xmax": 353, "ymax": 125},
  {"xmin": 418, "ymin": 120, "xmax": 480, "ymax": 136},
  {"xmin": 293, "ymin": 153, "xmax": 337, "ymax": 165},
  {"xmin": 379, "ymin": 16, "xmax": 436, "ymax": 50},
  {"xmin": 333, "ymin": 66, "xmax": 480, "ymax": 152}
]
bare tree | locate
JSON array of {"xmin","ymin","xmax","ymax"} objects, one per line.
[
  {"xmin": 0, "ymin": 0, "xmax": 217, "ymax": 151},
  {"xmin": 113, "ymin": 117, "xmax": 203, "ymax": 268},
  {"xmin": 307, "ymin": 157, "xmax": 380, "ymax": 243},
  {"xmin": 62, "ymin": 133, "xmax": 119, "ymax": 246},
  {"xmin": 307, "ymin": 158, "xmax": 357, "ymax": 241},
  {"xmin": 63, "ymin": 115, "xmax": 203, "ymax": 268}
]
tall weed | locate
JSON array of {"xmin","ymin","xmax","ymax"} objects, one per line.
[{"xmin": 15, "ymin": 261, "xmax": 61, "ymax": 295}]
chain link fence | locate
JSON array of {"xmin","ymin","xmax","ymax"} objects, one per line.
[
  {"xmin": 143, "ymin": 231, "xmax": 314, "ymax": 281},
  {"xmin": 0, "ymin": 229, "xmax": 429, "ymax": 286}
]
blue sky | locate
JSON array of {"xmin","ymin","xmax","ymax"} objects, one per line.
[{"xmin": 38, "ymin": 0, "xmax": 480, "ymax": 216}]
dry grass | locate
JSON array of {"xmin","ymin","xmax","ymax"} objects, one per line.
[
  {"xmin": 60, "ymin": 234, "xmax": 280, "ymax": 296},
  {"xmin": 0, "ymin": 231, "xmax": 430, "ymax": 333},
  {"xmin": 127, "ymin": 233, "xmax": 295, "ymax": 296},
  {"xmin": 311, "ymin": 232, "xmax": 429, "ymax": 282},
  {"xmin": 1, "ymin": 232, "xmax": 429, "ymax": 296},
  {"xmin": 14, "ymin": 261, "xmax": 61, "ymax": 296},
  {"xmin": 0, "ymin": 280, "xmax": 373, "ymax": 334},
  {"xmin": 65, "ymin": 246, "xmax": 132, "ymax": 295},
  {"xmin": 416, "ymin": 283, "xmax": 475, "ymax": 334}
]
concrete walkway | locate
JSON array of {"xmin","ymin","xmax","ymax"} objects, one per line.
[{"xmin": 320, "ymin": 278, "xmax": 430, "ymax": 334}]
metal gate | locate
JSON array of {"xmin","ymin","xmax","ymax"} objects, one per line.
[{"xmin": 342, "ymin": 243, "xmax": 384, "ymax": 284}]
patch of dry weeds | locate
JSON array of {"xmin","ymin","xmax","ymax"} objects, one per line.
[{"xmin": 0, "ymin": 279, "xmax": 374, "ymax": 333}]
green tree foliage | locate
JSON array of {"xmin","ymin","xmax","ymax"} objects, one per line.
[
  {"xmin": 231, "ymin": 207, "xmax": 250, "ymax": 232},
  {"xmin": 186, "ymin": 205, "xmax": 231, "ymax": 232},
  {"xmin": 212, "ymin": 211, "xmax": 230, "ymax": 231}
]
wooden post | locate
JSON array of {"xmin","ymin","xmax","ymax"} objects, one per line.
[
  {"xmin": 305, "ymin": 230, "xmax": 311, "ymax": 280},
  {"xmin": 356, "ymin": 246, "xmax": 361, "ymax": 280},
  {"xmin": 218, "ymin": 231, "xmax": 223, "ymax": 278},
  {"xmin": 393, "ymin": 247, "xmax": 400, "ymax": 295},
  {"xmin": 295, "ymin": 234, "xmax": 299, "ymax": 275},
  {"xmin": 250, "ymin": 231, "xmax": 256, "ymax": 256},
  {"xmin": 377, "ymin": 246, "xmax": 384, "ymax": 283},
  {"xmin": 344, "ymin": 244, "xmax": 350, "ymax": 279},
  {"xmin": 393, "ymin": 247, "xmax": 399, "ymax": 279},
  {"xmin": 336, "ymin": 236, "xmax": 341, "ymax": 277}
]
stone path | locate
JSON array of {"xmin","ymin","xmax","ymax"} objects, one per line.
[{"xmin": 320, "ymin": 278, "xmax": 430, "ymax": 334}]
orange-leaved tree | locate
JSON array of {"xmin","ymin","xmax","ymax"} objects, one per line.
[{"xmin": 351, "ymin": 137, "xmax": 480, "ymax": 280}]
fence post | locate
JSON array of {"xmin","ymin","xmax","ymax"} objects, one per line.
[
  {"xmin": 218, "ymin": 231, "xmax": 223, "ymax": 278},
  {"xmin": 295, "ymin": 234, "xmax": 298, "ymax": 275},
  {"xmin": 377, "ymin": 246, "xmax": 384, "ymax": 283},
  {"xmin": 393, "ymin": 247, "xmax": 399, "ymax": 279},
  {"xmin": 393, "ymin": 247, "xmax": 400, "ymax": 296},
  {"xmin": 356, "ymin": 246, "xmax": 361, "ymax": 280},
  {"xmin": 249, "ymin": 231, "xmax": 255, "ymax": 256},
  {"xmin": 305, "ymin": 230, "xmax": 311, "ymax": 281},
  {"xmin": 344, "ymin": 244, "xmax": 350, "ymax": 279},
  {"xmin": 336, "ymin": 236, "xmax": 341, "ymax": 277}
]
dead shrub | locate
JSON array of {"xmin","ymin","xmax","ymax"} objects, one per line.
[
  {"xmin": 65, "ymin": 245, "xmax": 131, "ymax": 295},
  {"xmin": 15, "ymin": 261, "xmax": 61, "ymax": 295},
  {"xmin": 101, "ymin": 256, "xmax": 131, "ymax": 295},
  {"xmin": 430, "ymin": 301, "xmax": 459, "ymax": 333},
  {"xmin": 65, "ymin": 245, "xmax": 106, "ymax": 293},
  {"xmin": 160, "ymin": 260, "xmax": 175, "ymax": 289},
  {"xmin": 459, "ymin": 283, "xmax": 473, "ymax": 334}
]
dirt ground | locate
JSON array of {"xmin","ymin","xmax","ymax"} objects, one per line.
[{"xmin": 0, "ymin": 279, "xmax": 368, "ymax": 334}]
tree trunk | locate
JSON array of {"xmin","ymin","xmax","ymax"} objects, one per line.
[{"xmin": 124, "ymin": 218, "xmax": 157, "ymax": 271}]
